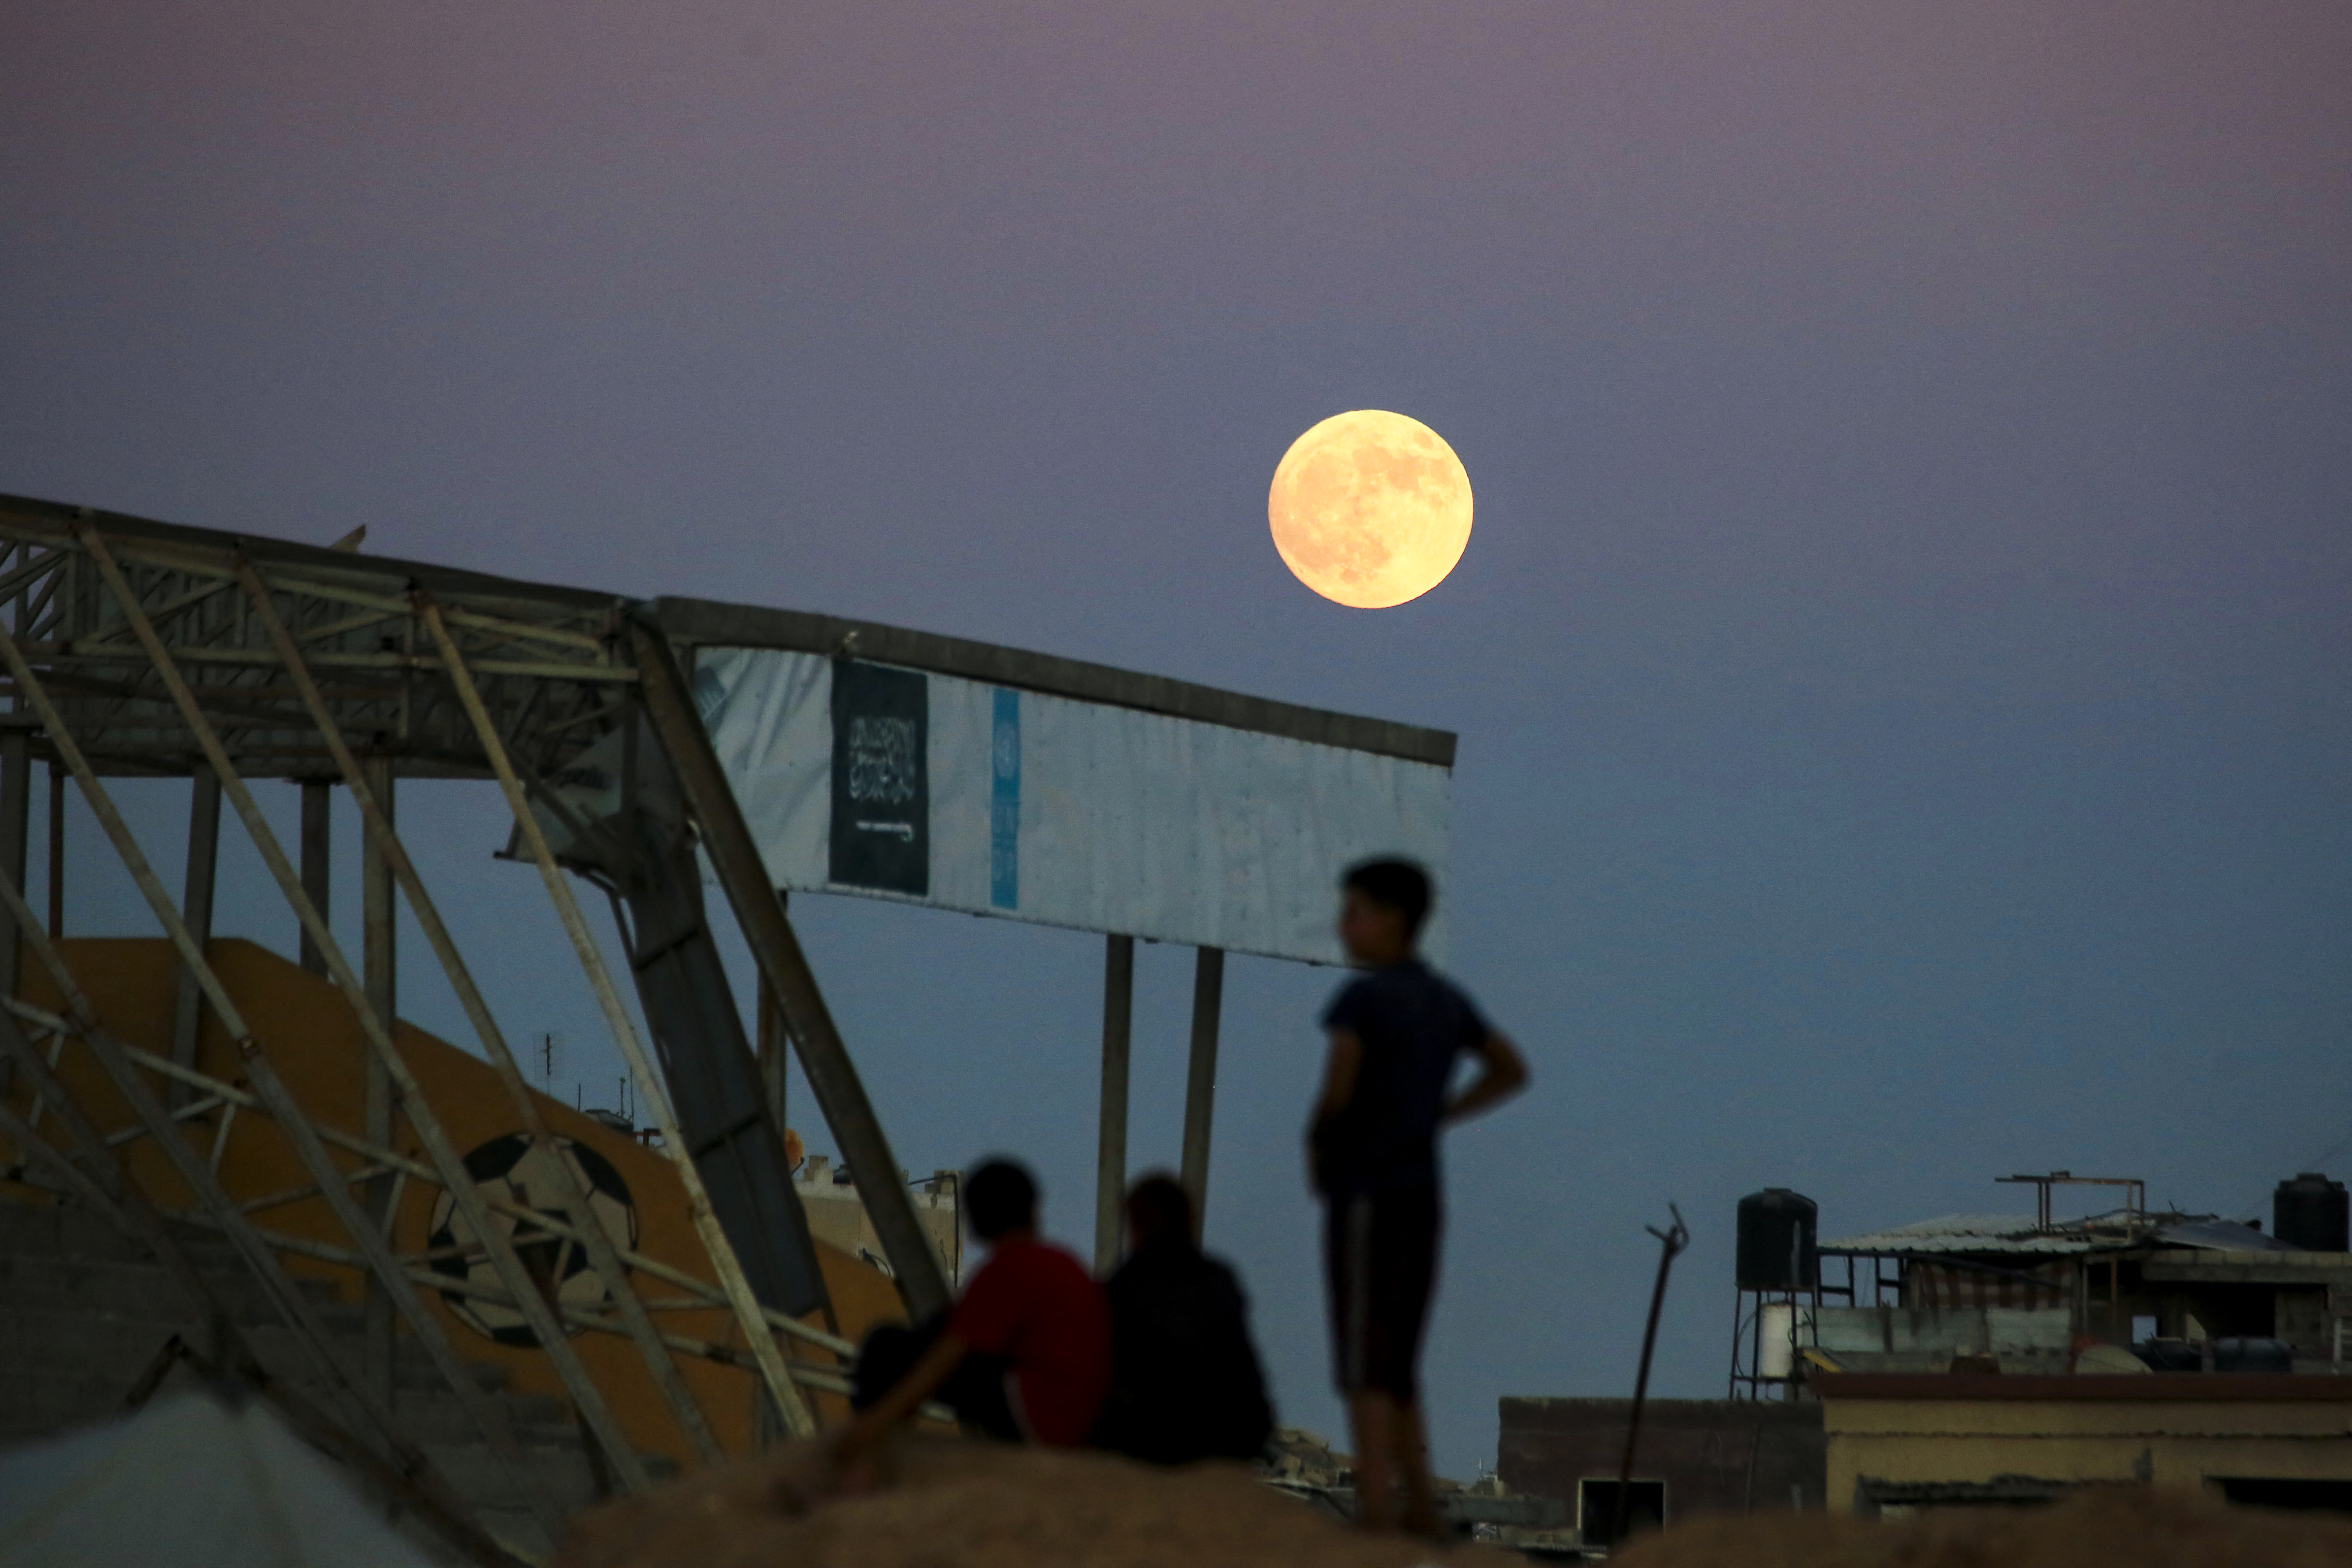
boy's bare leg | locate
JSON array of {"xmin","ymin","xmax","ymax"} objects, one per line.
[
  {"xmin": 1348, "ymin": 1392, "xmax": 1398, "ymax": 1531},
  {"xmin": 1393, "ymin": 1400, "xmax": 1441, "ymax": 1538}
]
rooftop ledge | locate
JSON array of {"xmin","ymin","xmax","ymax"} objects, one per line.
[{"xmin": 1811, "ymin": 1373, "xmax": 2352, "ymax": 1402}]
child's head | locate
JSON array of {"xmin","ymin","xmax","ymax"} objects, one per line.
[
  {"xmin": 1124, "ymin": 1172, "xmax": 1194, "ymax": 1251},
  {"xmin": 965, "ymin": 1158, "xmax": 1039, "ymax": 1242},
  {"xmin": 1339, "ymin": 857, "xmax": 1431, "ymax": 964}
]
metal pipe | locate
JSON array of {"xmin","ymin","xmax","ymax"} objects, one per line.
[
  {"xmin": 298, "ymin": 779, "xmax": 330, "ymax": 975},
  {"xmin": 22, "ymin": 1003, "xmax": 855, "ymax": 1358},
  {"xmin": 0, "ymin": 1062, "xmax": 522, "ymax": 1568},
  {"xmin": 167, "ymin": 764, "xmax": 220, "ymax": 1108},
  {"xmin": 359, "ymin": 753, "xmax": 396, "ymax": 1413},
  {"xmin": 421, "ymin": 594, "xmax": 817, "ymax": 1437},
  {"xmin": 0, "ymin": 727, "xmax": 26, "ymax": 1096},
  {"xmin": 236, "ymin": 564, "xmax": 727, "ymax": 1460},
  {"xmin": 57, "ymin": 534, "xmax": 595, "ymax": 1516},
  {"xmin": 0, "ymin": 857, "xmax": 452, "ymax": 1505},
  {"xmin": 1612, "ymin": 1204, "xmax": 1690, "ymax": 1549},
  {"xmin": 1094, "ymin": 933, "xmax": 1133, "ymax": 1274}
]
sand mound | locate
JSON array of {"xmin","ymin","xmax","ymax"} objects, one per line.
[
  {"xmin": 552, "ymin": 1437, "xmax": 1490, "ymax": 1568},
  {"xmin": 1614, "ymin": 1483, "xmax": 2352, "ymax": 1568},
  {"xmin": 556, "ymin": 1439, "xmax": 2352, "ymax": 1568}
]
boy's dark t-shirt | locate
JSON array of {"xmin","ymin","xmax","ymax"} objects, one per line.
[{"xmin": 1314, "ymin": 958, "xmax": 1492, "ymax": 1197}]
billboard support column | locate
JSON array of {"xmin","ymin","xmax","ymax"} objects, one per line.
[
  {"xmin": 1094, "ymin": 934, "xmax": 1133, "ymax": 1274},
  {"xmin": 1179, "ymin": 947, "xmax": 1224, "ymax": 1236}
]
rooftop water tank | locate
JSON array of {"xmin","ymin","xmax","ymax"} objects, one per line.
[
  {"xmin": 2273, "ymin": 1173, "xmax": 2349, "ymax": 1252},
  {"xmin": 1735, "ymin": 1188, "xmax": 1818, "ymax": 1291}
]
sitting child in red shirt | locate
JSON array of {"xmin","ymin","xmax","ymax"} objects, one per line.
[{"xmin": 832, "ymin": 1160, "xmax": 1110, "ymax": 1470}]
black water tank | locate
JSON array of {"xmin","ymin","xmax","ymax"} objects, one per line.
[
  {"xmin": 2273, "ymin": 1173, "xmax": 2349, "ymax": 1252},
  {"xmin": 1735, "ymin": 1189, "xmax": 1818, "ymax": 1290}
]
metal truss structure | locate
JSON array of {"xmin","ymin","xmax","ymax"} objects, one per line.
[{"xmin": 0, "ymin": 493, "xmax": 957, "ymax": 1562}]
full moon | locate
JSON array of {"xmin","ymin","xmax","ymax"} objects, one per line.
[{"xmin": 1268, "ymin": 409, "xmax": 1473, "ymax": 608}]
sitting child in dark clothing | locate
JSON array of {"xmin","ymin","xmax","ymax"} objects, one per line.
[
  {"xmin": 1093, "ymin": 1174, "xmax": 1274, "ymax": 1466},
  {"xmin": 835, "ymin": 1159, "xmax": 1110, "ymax": 1470}
]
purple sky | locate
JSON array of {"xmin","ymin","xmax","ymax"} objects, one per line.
[{"xmin": 6, "ymin": 0, "xmax": 2350, "ymax": 1473}]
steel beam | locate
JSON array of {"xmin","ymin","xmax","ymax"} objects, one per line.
[
  {"xmin": 298, "ymin": 779, "xmax": 330, "ymax": 975},
  {"xmin": 629, "ymin": 619, "xmax": 952, "ymax": 1322},
  {"xmin": 422, "ymin": 596, "xmax": 818, "ymax": 1437},
  {"xmin": 0, "ymin": 727, "xmax": 26, "ymax": 1095},
  {"xmin": 1094, "ymin": 934, "xmax": 1134, "ymax": 1274},
  {"xmin": 1179, "ymin": 946, "xmax": 1225, "ymax": 1235},
  {"xmin": 237, "ymin": 564, "xmax": 732, "ymax": 1462},
  {"xmin": 167, "ymin": 764, "xmax": 221, "ymax": 1107},
  {"xmin": 360, "ymin": 754, "xmax": 396, "ymax": 1412},
  {"xmin": 57, "ymin": 535, "xmax": 596, "ymax": 1517}
]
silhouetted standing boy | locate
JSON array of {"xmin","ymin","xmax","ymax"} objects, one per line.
[{"xmin": 1309, "ymin": 858, "xmax": 1528, "ymax": 1535}]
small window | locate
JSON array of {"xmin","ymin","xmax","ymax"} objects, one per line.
[
  {"xmin": 1578, "ymin": 1478, "xmax": 1665, "ymax": 1546},
  {"xmin": 2214, "ymin": 1478, "xmax": 2352, "ymax": 1514}
]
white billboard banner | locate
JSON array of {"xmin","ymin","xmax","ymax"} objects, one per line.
[{"xmin": 691, "ymin": 647, "xmax": 1452, "ymax": 965}]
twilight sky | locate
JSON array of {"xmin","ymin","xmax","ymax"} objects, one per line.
[{"xmin": 4, "ymin": 0, "xmax": 2350, "ymax": 1474}]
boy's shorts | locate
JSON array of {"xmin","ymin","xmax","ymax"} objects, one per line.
[{"xmin": 1323, "ymin": 1184, "xmax": 1441, "ymax": 1401}]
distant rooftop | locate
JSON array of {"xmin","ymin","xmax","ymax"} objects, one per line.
[{"xmin": 1824, "ymin": 1211, "xmax": 2289, "ymax": 1258}]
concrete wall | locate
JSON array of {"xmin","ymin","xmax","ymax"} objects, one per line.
[
  {"xmin": 1498, "ymin": 1397, "xmax": 1827, "ymax": 1531},
  {"xmin": 1819, "ymin": 1379, "xmax": 2352, "ymax": 1515}
]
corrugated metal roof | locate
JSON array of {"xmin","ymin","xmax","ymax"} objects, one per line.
[
  {"xmin": 1820, "ymin": 1214, "xmax": 2098, "ymax": 1255},
  {"xmin": 2156, "ymin": 1218, "xmax": 2291, "ymax": 1253},
  {"xmin": 1825, "ymin": 1210, "xmax": 2266, "ymax": 1258}
]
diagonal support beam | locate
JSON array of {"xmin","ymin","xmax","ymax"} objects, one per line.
[
  {"xmin": 0, "ymin": 856, "xmax": 472, "ymax": 1520},
  {"xmin": 628, "ymin": 621, "xmax": 952, "ymax": 1321},
  {"xmin": 57, "ymin": 529, "xmax": 601, "ymax": 1515},
  {"xmin": 0, "ymin": 1063, "xmax": 527, "ymax": 1568},
  {"xmin": 234, "ymin": 559, "xmax": 729, "ymax": 1462},
  {"xmin": 419, "ymin": 594, "xmax": 817, "ymax": 1437}
]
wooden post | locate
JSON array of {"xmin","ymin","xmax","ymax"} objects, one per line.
[
  {"xmin": 0, "ymin": 730, "xmax": 25, "ymax": 1095},
  {"xmin": 298, "ymin": 780, "xmax": 331, "ymax": 976},
  {"xmin": 1178, "ymin": 946, "xmax": 1224, "ymax": 1236},
  {"xmin": 361, "ymin": 754, "xmax": 396, "ymax": 1413},
  {"xmin": 1094, "ymin": 934, "xmax": 1133, "ymax": 1275},
  {"xmin": 168, "ymin": 765, "xmax": 222, "ymax": 1107}
]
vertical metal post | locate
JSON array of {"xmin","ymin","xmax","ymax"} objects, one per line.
[
  {"xmin": 425, "ymin": 600, "xmax": 819, "ymax": 1435},
  {"xmin": 1094, "ymin": 934, "xmax": 1133, "ymax": 1275},
  {"xmin": 45, "ymin": 759, "xmax": 62, "ymax": 938},
  {"xmin": 0, "ymin": 728, "xmax": 26, "ymax": 1095},
  {"xmin": 235, "ymin": 563, "xmax": 726, "ymax": 1463},
  {"xmin": 298, "ymin": 780, "xmax": 331, "ymax": 976},
  {"xmin": 168, "ymin": 765, "xmax": 221, "ymax": 1106},
  {"xmin": 1178, "ymin": 946, "xmax": 1224, "ymax": 1235},
  {"xmin": 56, "ymin": 534, "xmax": 621, "ymax": 1515},
  {"xmin": 361, "ymin": 755, "xmax": 396, "ymax": 1416},
  {"xmin": 758, "ymin": 976, "xmax": 787, "ymax": 1131}
]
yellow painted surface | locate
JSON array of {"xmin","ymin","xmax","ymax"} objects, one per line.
[
  {"xmin": 0, "ymin": 937, "xmax": 912, "ymax": 1464},
  {"xmin": 1823, "ymin": 1394, "xmax": 2352, "ymax": 1511}
]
